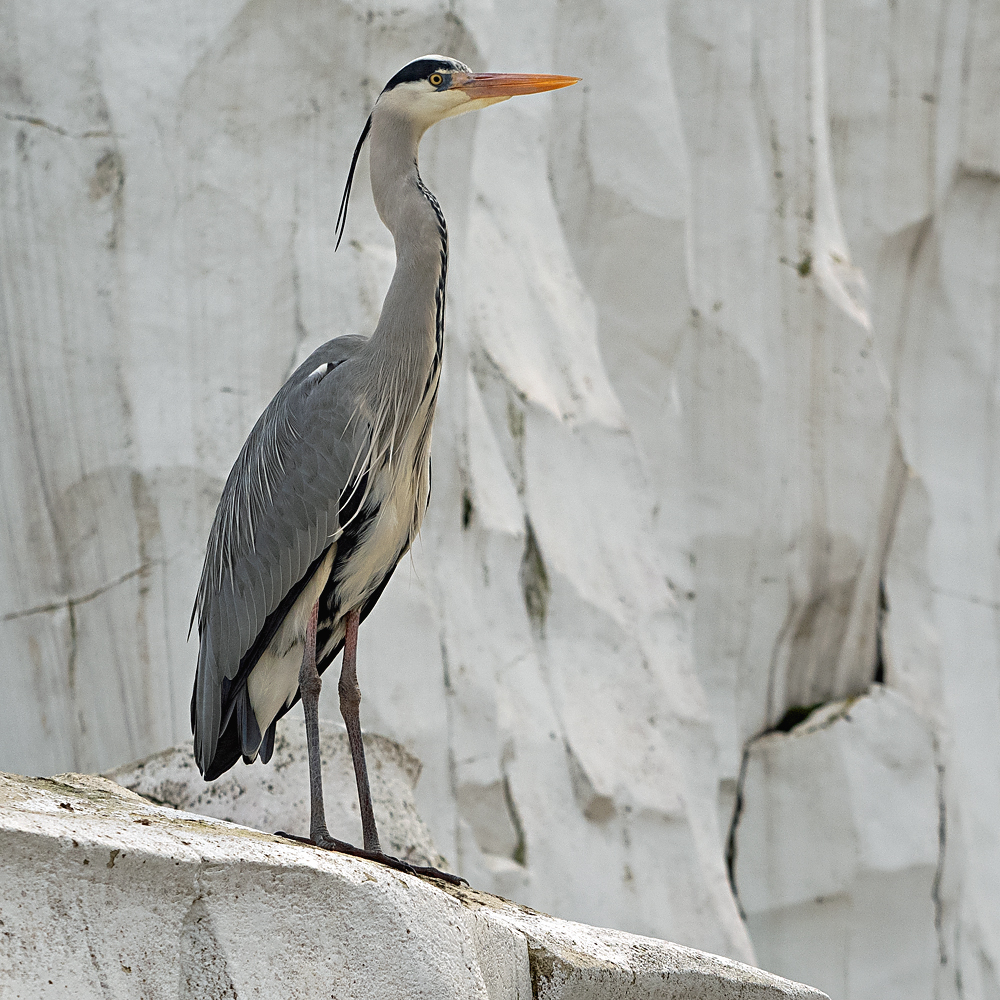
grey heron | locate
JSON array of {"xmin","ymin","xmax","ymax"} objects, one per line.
[{"xmin": 190, "ymin": 55, "xmax": 578, "ymax": 881}]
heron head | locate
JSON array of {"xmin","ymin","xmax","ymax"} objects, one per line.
[
  {"xmin": 335, "ymin": 55, "xmax": 578, "ymax": 247},
  {"xmin": 375, "ymin": 54, "xmax": 579, "ymax": 128}
]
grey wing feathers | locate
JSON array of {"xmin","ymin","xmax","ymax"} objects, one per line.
[{"xmin": 191, "ymin": 336, "xmax": 368, "ymax": 772}]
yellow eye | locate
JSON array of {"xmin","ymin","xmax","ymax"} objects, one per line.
[{"xmin": 429, "ymin": 73, "xmax": 443, "ymax": 86}]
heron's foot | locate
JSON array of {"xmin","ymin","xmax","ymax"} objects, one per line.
[
  {"xmin": 273, "ymin": 830, "xmax": 467, "ymax": 885},
  {"xmin": 274, "ymin": 828, "xmax": 357, "ymax": 852}
]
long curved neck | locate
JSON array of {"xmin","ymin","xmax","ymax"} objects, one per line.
[{"xmin": 365, "ymin": 105, "xmax": 447, "ymax": 401}]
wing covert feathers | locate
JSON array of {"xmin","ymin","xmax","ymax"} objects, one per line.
[{"xmin": 191, "ymin": 337, "xmax": 368, "ymax": 775}]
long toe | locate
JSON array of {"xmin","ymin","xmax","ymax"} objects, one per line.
[
  {"xmin": 274, "ymin": 831, "xmax": 467, "ymax": 885},
  {"xmin": 314, "ymin": 832, "xmax": 362, "ymax": 853},
  {"xmin": 399, "ymin": 861, "xmax": 468, "ymax": 886},
  {"xmin": 273, "ymin": 829, "xmax": 357, "ymax": 853},
  {"xmin": 357, "ymin": 849, "xmax": 468, "ymax": 886}
]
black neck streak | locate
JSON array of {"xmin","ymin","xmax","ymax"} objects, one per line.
[{"xmin": 413, "ymin": 163, "xmax": 447, "ymax": 400}]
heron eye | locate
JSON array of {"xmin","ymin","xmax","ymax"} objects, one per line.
[{"xmin": 429, "ymin": 73, "xmax": 444, "ymax": 87}]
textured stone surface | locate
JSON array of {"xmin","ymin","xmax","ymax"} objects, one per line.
[
  {"xmin": 0, "ymin": 771, "xmax": 826, "ymax": 1000},
  {"xmin": 732, "ymin": 687, "xmax": 942, "ymax": 1000},
  {"xmin": 106, "ymin": 718, "xmax": 446, "ymax": 869},
  {"xmin": 1, "ymin": 0, "xmax": 998, "ymax": 993}
]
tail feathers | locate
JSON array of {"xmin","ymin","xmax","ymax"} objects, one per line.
[
  {"xmin": 259, "ymin": 720, "xmax": 278, "ymax": 764},
  {"xmin": 202, "ymin": 686, "xmax": 268, "ymax": 781},
  {"xmin": 202, "ymin": 720, "xmax": 242, "ymax": 781},
  {"xmin": 236, "ymin": 689, "xmax": 263, "ymax": 759}
]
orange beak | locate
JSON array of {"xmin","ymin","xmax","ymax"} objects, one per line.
[{"xmin": 452, "ymin": 72, "xmax": 580, "ymax": 99}]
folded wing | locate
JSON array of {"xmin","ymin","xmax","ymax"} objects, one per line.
[{"xmin": 191, "ymin": 336, "xmax": 369, "ymax": 776}]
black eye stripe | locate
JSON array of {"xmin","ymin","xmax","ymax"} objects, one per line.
[{"xmin": 382, "ymin": 58, "xmax": 469, "ymax": 92}]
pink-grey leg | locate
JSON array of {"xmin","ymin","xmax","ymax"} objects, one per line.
[
  {"xmin": 278, "ymin": 600, "xmax": 466, "ymax": 886},
  {"xmin": 339, "ymin": 609, "xmax": 382, "ymax": 853}
]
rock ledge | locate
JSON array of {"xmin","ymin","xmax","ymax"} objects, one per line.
[{"xmin": 0, "ymin": 772, "xmax": 828, "ymax": 999}]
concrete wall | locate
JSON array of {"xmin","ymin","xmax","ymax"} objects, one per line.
[{"xmin": 1, "ymin": 1, "xmax": 996, "ymax": 994}]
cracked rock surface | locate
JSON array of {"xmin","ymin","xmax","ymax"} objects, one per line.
[{"xmin": 0, "ymin": 772, "xmax": 827, "ymax": 1000}]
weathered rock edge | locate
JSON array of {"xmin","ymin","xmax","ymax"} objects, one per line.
[
  {"xmin": 105, "ymin": 719, "xmax": 447, "ymax": 870},
  {"xmin": 0, "ymin": 772, "xmax": 828, "ymax": 1000}
]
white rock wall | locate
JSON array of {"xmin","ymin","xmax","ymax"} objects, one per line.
[{"xmin": 1, "ymin": 0, "xmax": 997, "ymax": 994}]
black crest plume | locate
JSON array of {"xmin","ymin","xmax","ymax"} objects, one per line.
[{"xmin": 335, "ymin": 113, "xmax": 373, "ymax": 250}]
